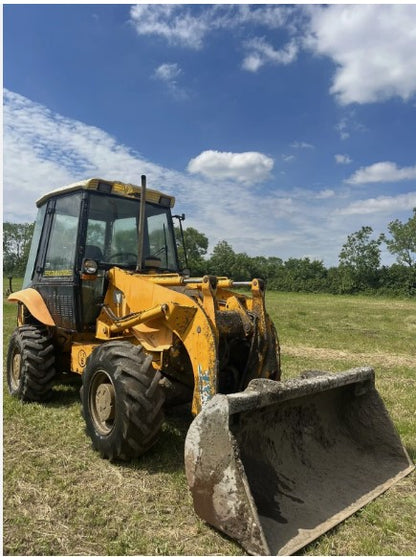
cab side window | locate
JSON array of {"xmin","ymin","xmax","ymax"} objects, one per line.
[
  {"xmin": 44, "ymin": 195, "xmax": 81, "ymax": 277},
  {"xmin": 111, "ymin": 217, "xmax": 138, "ymax": 260},
  {"xmin": 23, "ymin": 205, "xmax": 46, "ymax": 288}
]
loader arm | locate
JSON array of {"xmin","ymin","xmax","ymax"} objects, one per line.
[
  {"xmin": 95, "ymin": 268, "xmax": 217, "ymax": 414},
  {"xmin": 94, "ymin": 267, "xmax": 279, "ymax": 415}
]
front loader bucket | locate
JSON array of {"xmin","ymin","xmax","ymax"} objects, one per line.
[{"xmin": 184, "ymin": 368, "xmax": 414, "ymax": 555}]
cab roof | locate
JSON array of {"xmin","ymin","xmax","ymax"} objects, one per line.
[{"xmin": 36, "ymin": 178, "xmax": 175, "ymax": 208}]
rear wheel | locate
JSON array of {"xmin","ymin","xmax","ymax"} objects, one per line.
[
  {"xmin": 7, "ymin": 325, "xmax": 56, "ymax": 402},
  {"xmin": 81, "ymin": 341, "xmax": 165, "ymax": 461}
]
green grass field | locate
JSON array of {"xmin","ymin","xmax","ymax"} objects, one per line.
[{"xmin": 3, "ymin": 282, "xmax": 416, "ymax": 555}]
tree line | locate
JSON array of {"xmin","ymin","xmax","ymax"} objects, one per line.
[
  {"xmin": 176, "ymin": 209, "xmax": 416, "ymax": 297},
  {"xmin": 4, "ymin": 208, "xmax": 416, "ymax": 297}
]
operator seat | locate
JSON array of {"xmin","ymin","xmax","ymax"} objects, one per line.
[{"xmin": 85, "ymin": 245, "xmax": 103, "ymax": 261}]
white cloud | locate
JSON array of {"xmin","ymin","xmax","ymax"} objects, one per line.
[
  {"xmin": 316, "ymin": 189, "xmax": 335, "ymax": 199},
  {"xmin": 282, "ymin": 154, "xmax": 296, "ymax": 163},
  {"xmin": 335, "ymin": 114, "xmax": 367, "ymax": 141},
  {"xmin": 3, "ymin": 89, "xmax": 187, "ymax": 221},
  {"xmin": 306, "ymin": 5, "xmax": 416, "ymax": 105},
  {"xmin": 129, "ymin": 5, "xmax": 296, "ymax": 49},
  {"xmin": 129, "ymin": 5, "xmax": 207, "ymax": 49},
  {"xmin": 154, "ymin": 63, "xmax": 181, "ymax": 82},
  {"xmin": 187, "ymin": 150, "xmax": 274, "ymax": 184},
  {"xmin": 338, "ymin": 193, "xmax": 416, "ymax": 215},
  {"xmin": 346, "ymin": 162, "xmax": 416, "ymax": 185},
  {"xmin": 129, "ymin": 5, "xmax": 416, "ymax": 106},
  {"xmin": 290, "ymin": 141, "xmax": 314, "ymax": 150},
  {"xmin": 242, "ymin": 37, "xmax": 298, "ymax": 72},
  {"xmin": 335, "ymin": 118, "xmax": 350, "ymax": 140},
  {"xmin": 153, "ymin": 63, "xmax": 187, "ymax": 100},
  {"xmin": 4, "ymin": 89, "xmax": 414, "ymax": 267},
  {"xmin": 335, "ymin": 154, "xmax": 352, "ymax": 165}
]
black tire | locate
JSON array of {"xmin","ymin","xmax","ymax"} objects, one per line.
[
  {"xmin": 80, "ymin": 341, "xmax": 165, "ymax": 461},
  {"xmin": 266, "ymin": 320, "xmax": 281, "ymax": 381},
  {"xmin": 7, "ymin": 325, "xmax": 56, "ymax": 402}
]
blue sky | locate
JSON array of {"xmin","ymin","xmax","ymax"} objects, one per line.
[{"xmin": 3, "ymin": 4, "xmax": 416, "ymax": 266}]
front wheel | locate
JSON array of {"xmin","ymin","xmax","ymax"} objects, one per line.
[
  {"xmin": 7, "ymin": 325, "xmax": 56, "ymax": 402},
  {"xmin": 81, "ymin": 341, "xmax": 165, "ymax": 461}
]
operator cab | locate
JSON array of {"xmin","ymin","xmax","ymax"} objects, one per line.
[
  {"xmin": 24, "ymin": 178, "xmax": 180, "ymax": 331},
  {"xmin": 83, "ymin": 187, "xmax": 178, "ymax": 273}
]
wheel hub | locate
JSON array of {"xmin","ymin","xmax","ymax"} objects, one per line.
[
  {"xmin": 95, "ymin": 383, "xmax": 115, "ymax": 422},
  {"xmin": 11, "ymin": 352, "xmax": 22, "ymax": 390}
]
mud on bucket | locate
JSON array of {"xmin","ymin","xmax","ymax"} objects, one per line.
[{"xmin": 184, "ymin": 368, "xmax": 414, "ymax": 555}]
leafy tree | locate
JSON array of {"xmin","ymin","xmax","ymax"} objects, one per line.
[
  {"xmin": 230, "ymin": 252, "xmax": 253, "ymax": 281},
  {"xmin": 338, "ymin": 226, "xmax": 382, "ymax": 292},
  {"xmin": 382, "ymin": 208, "xmax": 416, "ymax": 268},
  {"xmin": 208, "ymin": 242, "xmax": 285, "ymax": 281},
  {"xmin": 3, "ymin": 222, "xmax": 35, "ymax": 276},
  {"xmin": 287, "ymin": 258, "xmax": 327, "ymax": 292},
  {"xmin": 268, "ymin": 258, "xmax": 327, "ymax": 292},
  {"xmin": 207, "ymin": 241, "xmax": 253, "ymax": 280},
  {"xmin": 266, "ymin": 256, "xmax": 284, "ymax": 276},
  {"xmin": 175, "ymin": 226, "xmax": 209, "ymax": 275},
  {"xmin": 326, "ymin": 266, "xmax": 344, "ymax": 294},
  {"xmin": 208, "ymin": 240, "xmax": 238, "ymax": 277},
  {"xmin": 250, "ymin": 256, "xmax": 283, "ymax": 280}
]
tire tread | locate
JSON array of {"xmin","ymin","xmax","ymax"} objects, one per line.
[
  {"xmin": 81, "ymin": 341, "xmax": 165, "ymax": 461},
  {"xmin": 7, "ymin": 325, "xmax": 56, "ymax": 402}
]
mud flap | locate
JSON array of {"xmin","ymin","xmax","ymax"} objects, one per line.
[{"xmin": 184, "ymin": 368, "xmax": 414, "ymax": 555}]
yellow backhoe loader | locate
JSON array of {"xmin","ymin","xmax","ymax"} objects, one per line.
[{"xmin": 7, "ymin": 176, "xmax": 414, "ymax": 555}]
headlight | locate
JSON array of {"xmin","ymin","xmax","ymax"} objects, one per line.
[{"xmin": 83, "ymin": 258, "xmax": 98, "ymax": 274}]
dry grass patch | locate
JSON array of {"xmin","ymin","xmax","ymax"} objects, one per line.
[
  {"xmin": 3, "ymin": 390, "xmax": 240, "ymax": 556},
  {"xmin": 283, "ymin": 344, "xmax": 416, "ymax": 368}
]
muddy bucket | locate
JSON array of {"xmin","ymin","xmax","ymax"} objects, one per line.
[{"xmin": 184, "ymin": 368, "xmax": 414, "ymax": 555}]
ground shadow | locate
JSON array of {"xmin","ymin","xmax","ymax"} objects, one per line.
[
  {"xmin": 118, "ymin": 403, "xmax": 194, "ymax": 475},
  {"xmin": 48, "ymin": 380, "xmax": 82, "ymax": 408},
  {"xmin": 47, "ymin": 380, "xmax": 194, "ymax": 475}
]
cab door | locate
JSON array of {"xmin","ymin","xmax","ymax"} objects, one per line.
[{"xmin": 35, "ymin": 193, "xmax": 82, "ymax": 330}]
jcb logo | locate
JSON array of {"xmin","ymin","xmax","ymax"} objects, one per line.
[{"xmin": 78, "ymin": 349, "xmax": 87, "ymax": 368}]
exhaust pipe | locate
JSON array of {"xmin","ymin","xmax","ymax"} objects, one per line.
[{"xmin": 136, "ymin": 174, "xmax": 146, "ymax": 271}]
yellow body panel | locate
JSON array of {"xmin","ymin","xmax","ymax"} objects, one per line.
[
  {"xmin": 93, "ymin": 268, "xmax": 279, "ymax": 415},
  {"xmin": 71, "ymin": 343, "xmax": 101, "ymax": 374},
  {"xmin": 96, "ymin": 268, "xmax": 219, "ymax": 414},
  {"xmin": 36, "ymin": 178, "xmax": 175, "ymax": 208},
  {"xmin": 8, "ymin": 288, "xmax": 55, "ymax": 327}
]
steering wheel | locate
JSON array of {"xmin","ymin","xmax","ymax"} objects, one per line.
[
  {"xmin": 150, "ymin": 246, "xmax": 168, "ymax": 260},
  {"xmin": 108, "ymin": 252, "xmax": 138, "ymax": 262}
]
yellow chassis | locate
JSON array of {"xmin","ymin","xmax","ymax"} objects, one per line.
[{"xmin": 10, "ymin": 267, "xmax": 280, "ymax": 415}]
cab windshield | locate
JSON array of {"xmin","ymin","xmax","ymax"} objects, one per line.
[{"xmin": 85, "ymin": 192, "xmax": 178, "ymax": 272}]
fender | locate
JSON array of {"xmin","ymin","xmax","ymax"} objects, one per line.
[{"xmin": 8, "ymin": 288, "xmax": 55, "ymax": 327}]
